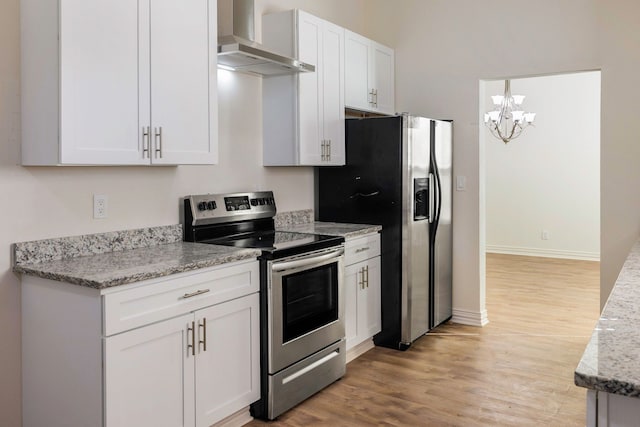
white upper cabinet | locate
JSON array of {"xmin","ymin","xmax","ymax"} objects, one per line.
[
  {"xmin": 344, "ymin": 30, "xmax": 395, "ymax": 115},
  {"xmin": 20, "ymin": 0, "xmax": 218, "ymax": 166},
  {"xmin": 262, "ymin": 9, "xmax": 345, "ymax": 166}
]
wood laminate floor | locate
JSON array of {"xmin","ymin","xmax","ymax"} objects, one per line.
[{"xmin": 248, "ymin": 254, "xmax": 600, "ymax": 426}]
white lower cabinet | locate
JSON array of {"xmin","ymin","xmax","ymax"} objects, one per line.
[
  {"xmin": 586, "ymin": 390, "xmax": 640, "ymax": 427},
  {"xmin": 104, "ymin": 293, "xmax": 259, "ymax": 427},
  {"xmin": 22, "ymin": 260, "xmax": 260, "ymax": 427},
  {"xmin": 344, "ymin": 233, "xmax": 382, "ymax": 354},
  {"xmin": 195, "ymin": 295, "xmax": 260, "ymax": 426},
  {"xmin": 105, "ymin": 313, "xmax": 196, "ymax": 427}
]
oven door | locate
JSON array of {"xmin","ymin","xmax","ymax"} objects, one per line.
[{"xmin": 267, "ymin": 246, "xmax": 345, "ymax": 374}]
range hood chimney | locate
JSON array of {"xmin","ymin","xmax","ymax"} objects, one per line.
[{"xmin": 218, "ymin": 0, "xmax": 315, "ymax": 76}]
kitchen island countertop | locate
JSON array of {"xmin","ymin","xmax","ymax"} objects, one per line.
[{"xmin": 575, "ymin": 239, "xmax": 640, "ymax": 397}]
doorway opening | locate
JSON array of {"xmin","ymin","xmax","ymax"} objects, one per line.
[{"xmin": 479, "ymin": 71, "xmax": 601, "ymax": 325}]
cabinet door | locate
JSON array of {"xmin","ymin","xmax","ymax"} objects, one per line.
[
  {"xmin": 345, "ymin": 256, "xmax": 382, "ymax": 351},
  {"xmin": 104, "ymin": 313, "xmax": 195, "ymax": 427},
  {"xmin": 195, "ymin": 293, "xmax": 260, "ymax": 427},
  {"xmin": 344, "ymin": 262, "xmax": 361, "ymax": 350},
  {"xmin": 297, "ymin": 11, "xmax": 323, "ymax": 165},
  {"xmin": 360, "ymin": 256, "xmax": 382, "ymax": 339},
  {"xmin": 59, "ymin": 0, "xmax": 146, "ymax": 165},
  {"xmin": 371, "ymin": 43, "xmax": 395, "ymax": 115},
  {"xmin": 321, "ymin": 21, "xmax": 345, "ymax": 166},
  {"xmin": 344, "ymin": 30, "xmax": 371, "ymax": 112},
  {"xmin": 147, "ymin": 0, "xmax": 217, "ymax": 165}
]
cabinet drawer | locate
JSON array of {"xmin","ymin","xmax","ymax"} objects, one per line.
[
  {"xmin": 345, "ymin": 233, "xmax": 381, "ymax": 265},
  {"xmin": 103, "ymin": 261, "xmax": 259, "ymax": 336}
]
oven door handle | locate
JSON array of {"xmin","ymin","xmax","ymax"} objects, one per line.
[{"xmin": 271, "ymin": 248, "xmax": 344, "ymax": 272}]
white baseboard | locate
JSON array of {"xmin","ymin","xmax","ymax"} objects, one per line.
[
  {"xmin": 346, "ymin": 339, "xmax": 375, "ymax": 363},
  {"xmin": 213, "ymin": 407, "xmax": 253, "ymax": 427},
  {"xmin": 450, "ymin": 308, "xmax": 489, "ymax": 327},
  {"xmin": 486, "ymin": 245, "xmax": 600, "ymax": 261}
]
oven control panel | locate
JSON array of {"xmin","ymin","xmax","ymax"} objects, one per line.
[{"xmin": 184, "ymin": 191, "xmax": 276, "ymax": 225}]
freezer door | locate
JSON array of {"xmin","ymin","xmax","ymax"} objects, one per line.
[
  {"xmin": 402, "ymin": 115, "xmax": 431, "ymax": 344},
  {"xmin": 431, "ymin": 120, "xmax": 453, "ymax": 328}
]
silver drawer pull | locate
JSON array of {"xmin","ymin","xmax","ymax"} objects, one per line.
[
  {"xmin": 182, "ymin": 289, "xmax": 210, "ymax": 299},
  {"xmin": 355, "ymin": 247, "xmax": 370, "ymax": 253}
]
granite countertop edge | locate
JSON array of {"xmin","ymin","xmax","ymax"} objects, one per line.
[
  {"xmin": 574, "ymin": 239, "xmax": 640, "ymax": 397},
  {"xmin": 13, "ymin": 247, "xmax": 261, "ymax": 290},
  {"xmin": 574, "ymin": 371, "xmax": 640, "ymax": 398}
]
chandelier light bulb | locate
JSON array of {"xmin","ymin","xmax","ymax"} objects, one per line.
[
  {"xmin": 511, "ymin": 111, "xmax": 524, "ymax": 122},
  {"xmin": 488, "ymin": 111, "xmax": 500, "ymax": 122},
  {"xmin": 484, "ymin": 79, "xmax": 536, "ymax": 144},
  {"xmin": 512, "ymin": 95, "xmax": 525, "ymax": 105}
]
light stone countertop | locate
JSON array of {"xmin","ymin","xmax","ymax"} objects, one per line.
[
  {"xmin": 14, "ymin": 242, "xmax": 260, "ymax": 290},
  {"xmin": 12, "ymin": 217, "xmax": 381, "ymax": 290},
  {"xmin": 12, "ymin": 225, "xmax": 260, "ymax": 289},
  {"xmin": 278, "ymin": 221, "xmax": 382, "ymax": 239},
  {"xmin": 575, "ymin": 240, "xmax": 640, "ymax": 397}
]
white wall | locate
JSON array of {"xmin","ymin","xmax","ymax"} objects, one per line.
[
  {"xmin": 485, "ymin": 72, "xmax": 600, "ymax": 261},
  {"xmin": 0, "ymin": 1, "xmax": 365, "ymax": 424}
]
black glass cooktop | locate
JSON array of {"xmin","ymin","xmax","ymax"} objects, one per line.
[
  {"xmin": 203, "ymin": 230, "xmax": 338, "ymax": 250},
  {"xmin": 201, "ymin": 230, "xmax": 344, "ymax": 259}
]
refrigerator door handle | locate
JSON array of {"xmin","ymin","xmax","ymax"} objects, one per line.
[
  {"xmin": 349, "ymin": 191, "xmax": 380, "ymax": 199},
  {"xmin": 428, "ymin": 173, "xmax": 435, "ymax": 223}
]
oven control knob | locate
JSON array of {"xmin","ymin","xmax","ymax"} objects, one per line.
[
  {"xmin": 250, "ymin": 199, "xmax": 258, "ymax": 206},
  {"xmin": 207, "ymin": 201, "xmax": 216, "ymax": 210},
  {"xmin": 197, "ymin": 202, "xmax": 207, "ymax": 211},
  {"xmin": 258, "ymin": 198, "xmax": 265, "ymax": 205}
]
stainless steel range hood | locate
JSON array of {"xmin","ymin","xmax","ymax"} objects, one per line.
[{"xmin": 218, "ymin": 0, "xmax": 315, "ymax": 76}]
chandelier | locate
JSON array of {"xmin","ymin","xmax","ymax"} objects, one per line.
[{"xmin": 484, "ymin": 80, "xmax": 536, "ymax": 144}]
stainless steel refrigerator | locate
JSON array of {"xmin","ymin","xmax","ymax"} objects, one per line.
[{"xmin": 316, "ymin": 114, "xmax": 452, "ymax": 350}]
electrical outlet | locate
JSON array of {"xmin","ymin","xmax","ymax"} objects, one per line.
[
  {"xmin": 93, "ymin": 194, "xmax": 108, "ymax": 219},
  {"xmin": 541, "ymin": 230, "xmax": 550, "ymax": 240}
]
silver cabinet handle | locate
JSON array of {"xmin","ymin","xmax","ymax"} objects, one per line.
[
  {"xmin": 187, "ymin": 321, "xmax": 195, "ymax": 356},
  {"xmin": 154, "ymin": 126, "xmax": 163, "ymax": 158},
  {"xmin": 373, "ymin": 89, "xmax": 378, "ymax": 107},
  {"xmin": 198, "ymin": 318, "xmax": 207, "ymax": 352},
  {"xmin": 321, "ymin": 140, "xmax": 325, "ymax": 161},
  {"xmin": 142, "ymin": 126, "xmax": 150, "ymax": 158},
  {"xmin": 321, "ymin": 140, "xmax": 329, "ymax": 162},
  {"xmin": 182, "ymin": 289, "xmax": 210, "ymax": 299},
  {"xmin": 355, "ymin": 247, "xmax": 370, "ymax": 254},
  {"xmin": 364, "ymin": 265, "xmax": 369, "ymax": 288},
  {"xmin": 369, "ymin": 88, "xmax": 375, "ymax": 105}
]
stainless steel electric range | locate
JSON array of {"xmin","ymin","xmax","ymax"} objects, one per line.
[{"xmin": 182, "ymin": 191, "xmax": 346, "ymax": 420}]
